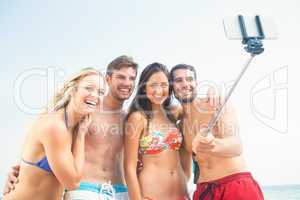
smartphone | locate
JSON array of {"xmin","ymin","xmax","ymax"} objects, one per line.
[{"xmin": 223, "ymin": 15, "xmax": 278, "ymax": 40}]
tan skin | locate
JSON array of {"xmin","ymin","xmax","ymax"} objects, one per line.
[
  {"xmin": 84, "ymin": 100, "xmax": 125, "ymax": 184},
  {"xmin": 124, "ymin": 71, "xmax": 190, "ymax": 200},
  {"xmin": 172, "ymin": 68, "xmax": 247, "ymax": 183},
  {"xmin": 83, "ymin": 67, "xmax": 137, "ymax": 184},
  {"xmin": 2, "ymin": 67, "xmax": 137, "ymax": 195},
  {"xmin": 3, "ymin": 74, "xmax": 105, "ymax": 200}
]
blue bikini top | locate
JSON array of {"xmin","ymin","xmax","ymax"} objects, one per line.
[
  {"xmin": 22, "ymin": 157, "xmax": 52, "ymax": 173},
  {"xmin": 22, "ymin": 107, "xmax": 69, "ymax": 173}
]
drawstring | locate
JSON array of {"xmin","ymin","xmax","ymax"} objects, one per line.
[
  {"xmin": 99, "ymin": 181, "xmax": 116, "ymax": 200},
  {"xmin": 198, "ymin": 182, "xmax": 218, "ymax": 200}
]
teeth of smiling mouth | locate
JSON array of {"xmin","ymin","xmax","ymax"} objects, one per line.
[
  {"xmin": 119, "ymin": 89, "xmax": 130, "ymax": 92},
  {"xmin": 183, "ymin": 89, "xmax": 192, "ymax": 93},
  {"xmin": 85, "ymin": 100, "xmax": 97, "ymax": 106}
]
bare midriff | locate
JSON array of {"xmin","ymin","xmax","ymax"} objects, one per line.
[
  {"xmin": 138, "ymin": 150, "xmax": 188, "ymax": 200},
  {"xmin": 82, "ymin": 131, "xmax": 125, "ymax": 184},
  {"xmin": 195, "ymin": 154, "xmax": 248, "ymax": 183}
]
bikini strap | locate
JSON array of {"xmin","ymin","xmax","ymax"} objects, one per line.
[
  {"xmin": 21, "ymin": 158, "xmax": 36, "ymax": 165},
  {"xmin": 64, "ymin": 106, "xmax": 69, "ymax": 129}
]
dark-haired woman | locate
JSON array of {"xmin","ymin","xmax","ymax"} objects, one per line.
[{"xmin": 124, "ymin": 63, "xmax": 190, "ymax": 200}]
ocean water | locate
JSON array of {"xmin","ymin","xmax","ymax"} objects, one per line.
[{"xmin": 262, "ymin": 185, "xmax": 300, "ymax": 200}]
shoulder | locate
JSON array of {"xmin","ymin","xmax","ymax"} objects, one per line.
[
  {"xmin": 194, "ymin": 97, "xmax": 215, "ymax": 111},
  {"xmin": 124, "ymin": 111, "xmax": 146, "ymax": 137},
  {"xmin": 127, "ymin": 111, "xmax": 146, "ymax": 123},
  {"xmin": 169, "ymin": 104, "xmax": 183, "ymax": 119},
  {"xmin": 37, "ymin": 113, "xmax": 68, "ymax": 141}
]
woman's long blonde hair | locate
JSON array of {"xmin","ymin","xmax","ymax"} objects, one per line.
[{"xmin": 48, "ymin": 68, "xmax": 102, "ymax": 112}]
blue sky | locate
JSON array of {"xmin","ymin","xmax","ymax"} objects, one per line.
[{"xmin": 1, "ymin": 0, "xmax": 299, "ymax": 189}]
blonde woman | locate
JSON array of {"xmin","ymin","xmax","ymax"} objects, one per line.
[{"xmin": 3, "ymin": 68, "xmax": 106, "ymax": 200}]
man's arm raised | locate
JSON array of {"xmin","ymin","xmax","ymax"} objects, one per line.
[{"xmin": 192, "ymin": 101, "xmax": 242, "ymax": 158}]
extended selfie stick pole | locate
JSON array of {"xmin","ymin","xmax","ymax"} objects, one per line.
[{"xmin": 203, "ymin": 15, "xmax": 265, "ymax": 136}]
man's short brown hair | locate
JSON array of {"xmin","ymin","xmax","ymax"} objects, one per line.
[{"xmin": 106, "ymin": 55, "xmax": 138, "ymax": 76}]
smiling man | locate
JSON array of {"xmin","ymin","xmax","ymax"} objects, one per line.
[{"xmin": 170, "ymin": 64, "xmax": 264, "ymax": 200}]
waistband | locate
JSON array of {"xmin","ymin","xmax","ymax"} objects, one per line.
[
  {"xmin": 66, "ymin": 182, "xmax": 128, "ymax": 193},
  {"xmin": 197, "ymin": 172, "xmax": 253, "ymax": 186}
]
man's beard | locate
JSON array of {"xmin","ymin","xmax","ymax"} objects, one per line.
[{"xmin": 175, "ymin": 92, "xmax": 197, "ymax": 104}]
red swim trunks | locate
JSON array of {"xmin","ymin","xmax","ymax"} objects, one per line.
[{"xmin": 193, "ymin": 172, "xmax": 264, "ymax": 200}]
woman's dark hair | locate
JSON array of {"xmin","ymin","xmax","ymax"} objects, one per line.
[{"xmin": 125, "ymin": 62, "xmax": 177, "ymax": 129}]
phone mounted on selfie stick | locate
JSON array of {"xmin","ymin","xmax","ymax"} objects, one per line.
[{"xmin": 203, "ymin": 15, "xmax": 265, "ymax": 136}]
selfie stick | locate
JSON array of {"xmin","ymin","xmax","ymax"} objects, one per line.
[{"xmin": 202, "ymin": 15, "xmax": 265, "ymax": 136}]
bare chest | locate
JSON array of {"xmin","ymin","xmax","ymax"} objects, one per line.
[{"xmin": 86, "ymin": 113, "xmax": 124, "ymax": 146}]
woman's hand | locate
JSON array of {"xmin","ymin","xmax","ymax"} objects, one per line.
[{"xmin": 77, "ymin": 114, "xmax": 92, "ymax": 135}]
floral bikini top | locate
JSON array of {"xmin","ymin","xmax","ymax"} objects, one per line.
[
  {"xmin": 139, "ymin": 128, "xmax": 183, "ymax": 155},
  {"xmin": 137, "ymin": 128, "xmax": 183, "ymax": 173}
]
